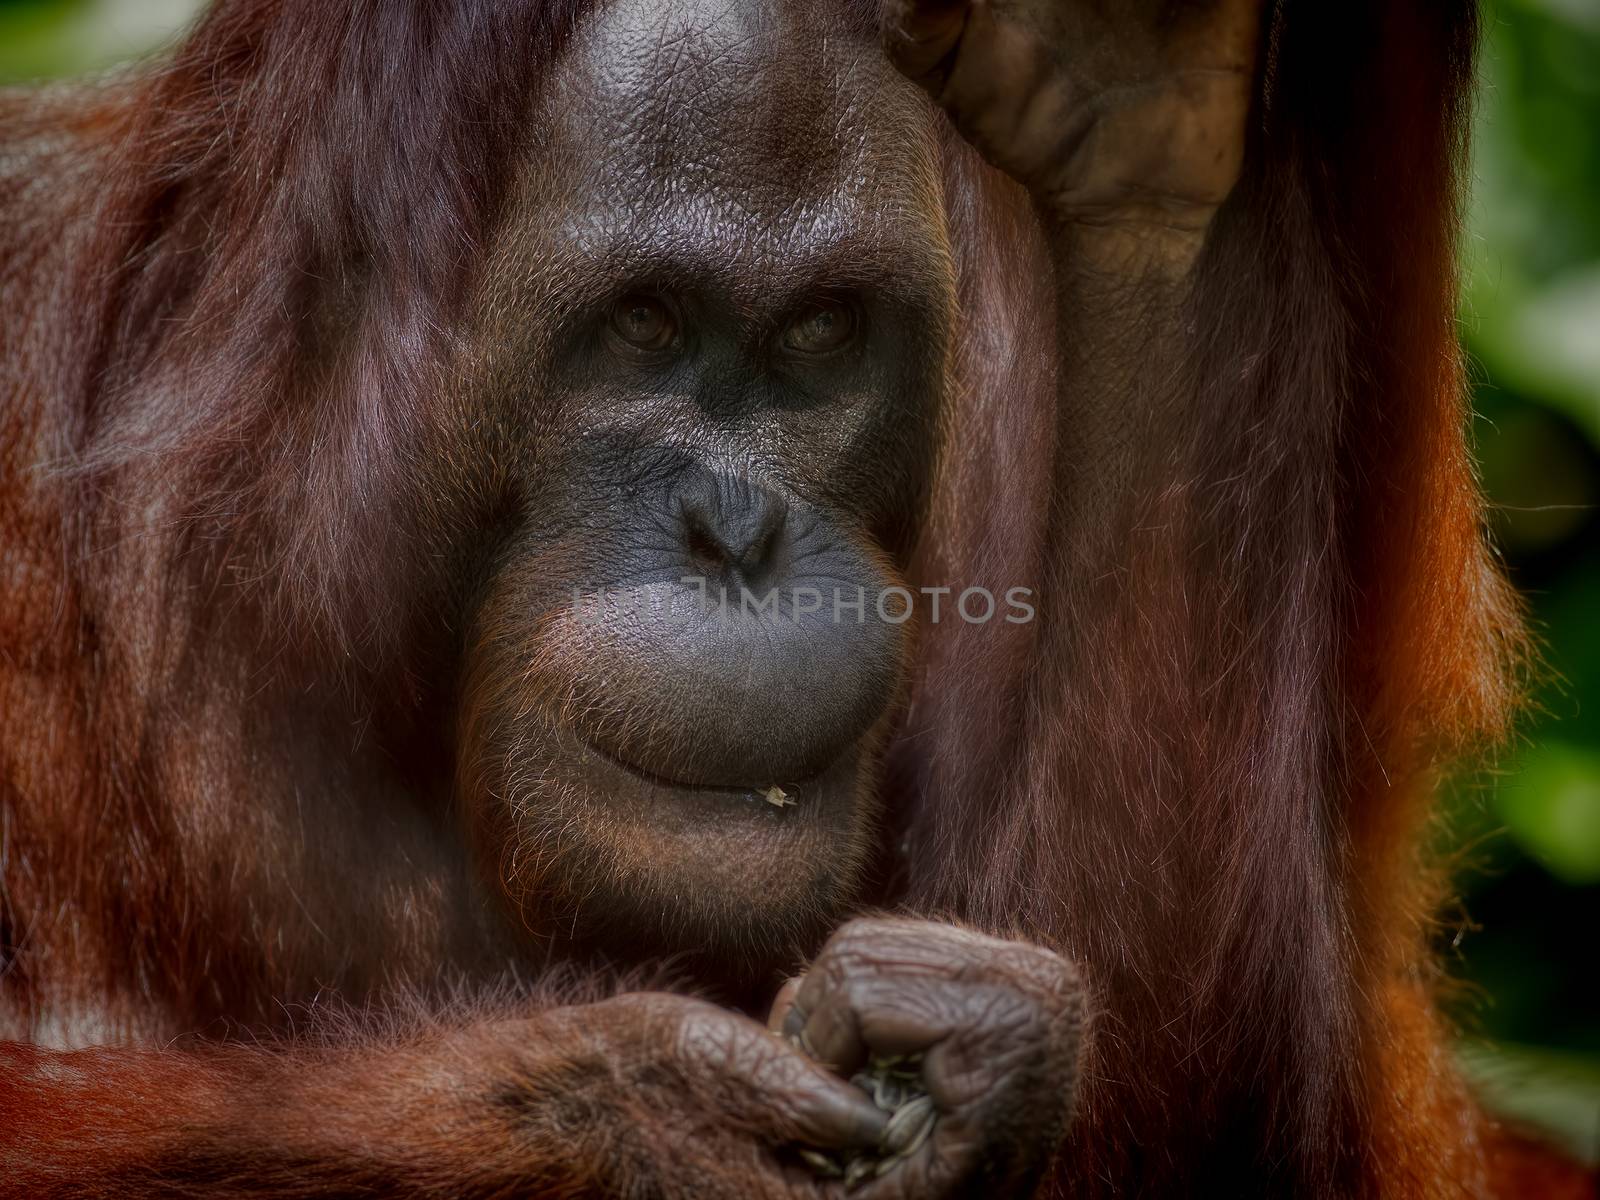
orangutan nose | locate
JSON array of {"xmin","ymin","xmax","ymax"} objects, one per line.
[{"xmin": 677, "ymin": 472, "xmax": 790, "ymax": 588}]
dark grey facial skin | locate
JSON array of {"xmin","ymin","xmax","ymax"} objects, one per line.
[{"xmin": 448, "ymin": 0, "xmax": 958, "ymax": 961}]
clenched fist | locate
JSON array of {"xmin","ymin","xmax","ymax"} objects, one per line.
[{"xmin": 772, "ymin": 918, "xmax": 1087, "ymax": 1198}]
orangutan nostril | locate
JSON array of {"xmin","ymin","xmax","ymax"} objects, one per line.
[
  {"xmin": 676, "ymin": 474, "xmax": 790, "ymax": 587},
  {"xmin": 684, "ymin": 513, "xmax": 728, "ymax": 572}
]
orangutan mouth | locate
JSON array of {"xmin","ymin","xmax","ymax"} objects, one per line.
[{"xmin": 576, "ymin": 729, "xmax": 827, "ymax": 806}]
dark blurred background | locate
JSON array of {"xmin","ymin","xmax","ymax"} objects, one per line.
[
  {"xmin": 1444, "ymin": 0, "xmax": 1600, "ymax": 1161},
  {"xmin": 3, "ymin": 0, "xmax": 1596, "ymax": 1162}
]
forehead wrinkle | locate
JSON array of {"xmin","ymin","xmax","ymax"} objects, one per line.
[
  {"xmin": 552, "ymin": 183, "xmax": 934, "ymax": 281},
  {"xmin": 562, "ymin": 0, "xmax": 899, "ymax": 223},
  {"xmin": 488, "ymin": 0, "xmax": 952, "ymax": 325}
]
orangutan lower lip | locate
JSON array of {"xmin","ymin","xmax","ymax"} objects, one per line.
[{"xmin": 577, "ymin": 732, "xmax": 824, "ymax": 799}]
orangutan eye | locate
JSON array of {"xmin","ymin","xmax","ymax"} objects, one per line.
[
  {"xmin": 608, "ymin": 294, "xmax": 677, "ymax": 354},
  {"xmin": 782, "ymin": 299, "xmax": 856, "ymax": 356}
]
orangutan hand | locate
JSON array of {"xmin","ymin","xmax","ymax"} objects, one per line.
[
  {"xmin": 771, "ymin": 918, "xmax": 1087, "ymax": 1197},
  {"xmin": 885, "ymin": 0, "xmax": 1263, "ymax": 233}
]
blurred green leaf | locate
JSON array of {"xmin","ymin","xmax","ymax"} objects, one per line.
[
  {"xmin": 1466, "ymin": 0, "xmax": 1600, "ymax": 442},
  {"xmin": 1458, "ymin": 1040, "xmax": 1600, "ymax": 1164},
  {"xmin": 1495, "ymin": 741, "xmax": 1600, "ymax": 884},
  {"xmin": 0, "ymin": 0, "xmax": 202, "ymax": 84}
]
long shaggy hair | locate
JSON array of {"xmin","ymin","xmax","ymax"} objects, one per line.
[
  {"xmin": 897, "ymin": 1, "xmax": 1527, "ymax": 1195},
  {"xmin": 65, "ymin": 2, "xmax": 587, "ymax": 673},
  {"xmin": 1, "ymin": 0, "xmax": 1531, "ymax": 1195}
]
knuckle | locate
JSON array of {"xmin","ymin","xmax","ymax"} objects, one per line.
[
  {"xmin": 829, "ymin": 914, "xmax": 903, "ymax": 950},
  {"xmin": 997, "ymin": 939, "xmax": 1081, "ymax": 995}
]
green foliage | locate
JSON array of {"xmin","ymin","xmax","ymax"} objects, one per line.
[
  {"xmin": 0, "ymin": 0, "xmax": 200, "ymax": 84},
  {"xmin": 1452, "ymin": 0, "xmax": 1600, "ymax": 1152},
  {"xmin": 1459, "ymin": 1040, "xmax": 1600, "ymax": 1162},
  {"xmin": 1466, "ymin": 0, "xmax": 1600, "ymax": 442},
  {"xmin": 1460, "ymin": 0, "xmax": 1600, "ymax": 966},
  {"xmin": 1501, "ymin": 740, "xmax": 1600, "ymax": 885}
]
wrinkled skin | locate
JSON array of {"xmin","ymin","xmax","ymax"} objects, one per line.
[
  {"xmin": 471, "ymin": 923, "xmax": 1083, "ymax": 1199},
  {"xmin": 770, "ymin": 921, "xmax": 1086, "ymax": 1197},
  {"xmin": 890, "ymin": 0, "xmax": 1258, "ymax": 233}
]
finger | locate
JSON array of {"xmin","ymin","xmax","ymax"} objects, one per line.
[
  {"xmin": 767, "ymin": 976, "xmax": 803, "ymax": 1034},
  {"xmin": 748, "ymin": 1044, "xmax": 890, "ymax": 1149},
  {"xmin": 796, "ymin": 984, "xmax": 869, "ymax": 1077},
  {"xmin": 783, "ymin": 968, "xmax": 821, "ymax": 1042},
  {"xmin": 884, "ymin": 0, "xmax": 971, "ymax": 90},
  {"xmin": 676, "ymin": 1008, "xmax": 888, "ymax": 1149},
  {"xmin": 919, "ymin": 985, "xmax": 1042, "ymax": 1108},
  {"xmin": 786, "ymin": 961, "xmax": 865, "ymax": 1068},
  {"xmin": 795, "ymin": 971, "xmax": 961, "ymax": 1074}
]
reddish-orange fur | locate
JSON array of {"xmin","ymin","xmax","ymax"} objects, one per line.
[
  {"xmin": 899, "ymin": 1, "xmax": 1584, "ymax": 1195},
  {"xmin": 0, "ymin": 0, "xmax": 1592, "ymax": 1196}
]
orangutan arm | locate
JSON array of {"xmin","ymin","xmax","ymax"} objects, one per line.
[
  {"xmin": 886, "ymin": 0, "xmax": 1262, "ymax": 509},
  {"xmin": 0, "ymin": 994, "xmax": 888, "ymax": 1200}
]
